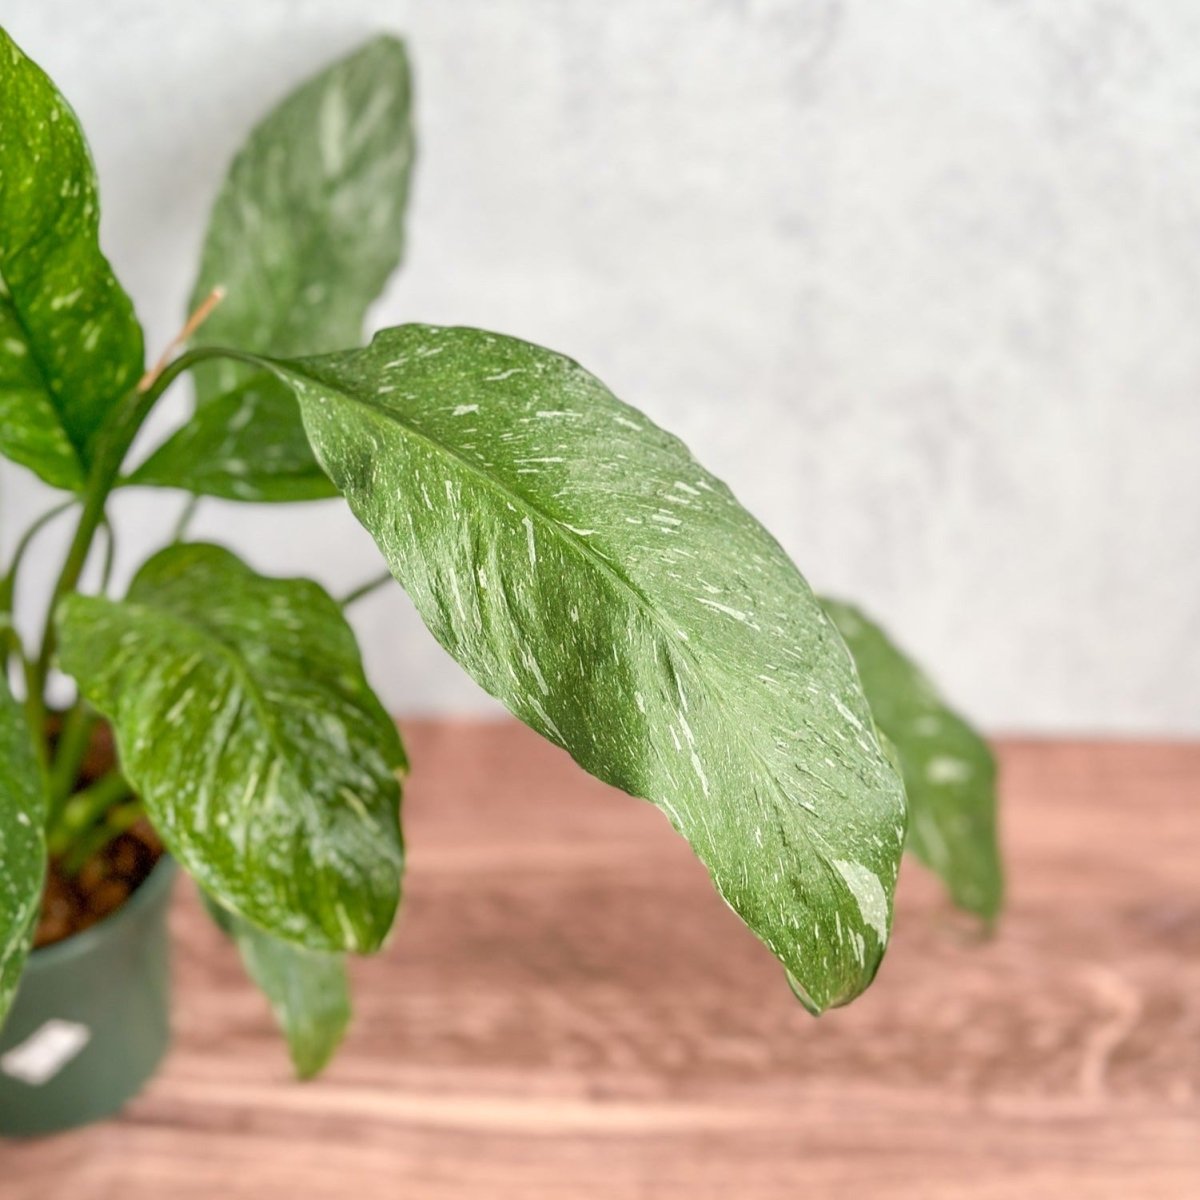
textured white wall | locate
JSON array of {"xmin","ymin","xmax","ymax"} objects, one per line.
[{"xmin": 2, "ymin": 0, "xmax": 1197, "ymax": 732}]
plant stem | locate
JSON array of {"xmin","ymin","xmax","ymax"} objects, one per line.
[
  {"xmin": 26, "ymin": 347, "xmax": 220, "ymax": 753},
  {"xmin": 45, "ymin": 700, "xmax": 98, "ymax": 823},
  {"xmin": 0, "ymin": 498, "xmax": 76, "ymax": 612},
  {"xmin": 340, "ymin": 570, "xmax": 395, "ymax": 608},
  {"xmin": 0, "ymin": 499, "xmax": 77, "ymax": 681},
  {"xmin": 61, "ymin": 798, "xmax": 144, "ymax": 877},
  {"xmin": 47, "ymin": 769, "xmax": 132, "ymax": 859},
  {"xmin": 20, "ymin": 653, "xmax": 48, "ymax": 773},
  {"xmin": 97, "ymin": 517, "xmax": 118, "ymax": 594},
  {"xmin": 171, "ymin": 494, "xmax": 201, "ymax": 543}
]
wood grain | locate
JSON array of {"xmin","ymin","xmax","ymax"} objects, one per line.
[{"xmin": 5, "ymin": 722, "xmax": 1199, "ymax": 1197}]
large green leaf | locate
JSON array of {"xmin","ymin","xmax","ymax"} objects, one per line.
[
  {"xmin": 129, "ymin": 35, "xmax": 414, "ymax": 501},
  {"xmin": 0, "ymin": 670, "xmax": 46, "ymax": 1024},
  {"xmin": 57, "ymin": 543, "xmax": 406, "ymax": 952},
  {"xmin": 254, "ymin": 324, "xmax": 906, "ymax": 1012},
  {"xmin": 0, "ymin": 28, "xmax": 143, "ymax": 490},
  {"xmin": 202, "ymin": 890, "xmax": 350, "ymax": 1079},
  {"xmin": 821, "ymin": 599, "xmax": 1002, "ymax": 922}
]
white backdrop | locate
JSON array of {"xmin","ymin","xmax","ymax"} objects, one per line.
[{"xmin": 3, "ymin": 0, "xmax": 1197, "ymax": 732}]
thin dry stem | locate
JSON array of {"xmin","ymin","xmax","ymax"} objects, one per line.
[{"xmin": 137, "ymin": 285, "xmax": 226, "ymax": 393}]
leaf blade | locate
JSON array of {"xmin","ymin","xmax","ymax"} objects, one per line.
[
  {"xmin": 0, "ymin": 28, "xmax": 143, "ymax": 488},
  {"xmin": 129, "ymin": 376, "xmax": 338, "ymax": 502},
  {"xmin": 57, "ymin": 543, "xmax": 406, "ymax": 952},
  {"xmin": 129, "ymin": 35, "xmax": 414, "ymax": 501},
  {"xmin": 0, "ymin": 670, "xmax": 46, "ymax": 1024},
  {"xmin": 821, "ymin": 598, "xmax": 1002, "ymax": 921},
  {"xmin": 202, "ymin": 891, "xmax": 350, "ymax": 1079},
  {"xmin": 266, "ymin": 324, "xmax": 906, "ymax": 1011}
]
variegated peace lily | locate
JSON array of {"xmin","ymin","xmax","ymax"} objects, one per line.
[{"xmin": 0, "ymin": 29, "xmax": 1001, "ymax": 1076}]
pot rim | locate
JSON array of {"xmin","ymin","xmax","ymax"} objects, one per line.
[{"xmin": 25, "ymin": 854, "xmax": 178, "ymax": 971}]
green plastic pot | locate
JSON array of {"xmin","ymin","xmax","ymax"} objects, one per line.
[{"xmin": 0, "ymin": 856, "xmax": 177, "ymax": 1137}]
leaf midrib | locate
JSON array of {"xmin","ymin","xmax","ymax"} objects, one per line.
[{"xmin": 284, "ymin": 360, "xmax": 681, "ymax": 662}]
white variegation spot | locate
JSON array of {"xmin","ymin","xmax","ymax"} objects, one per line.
[
  {"xmin": 926, "ymin": 756, "xmax": 973, "ymax": 785},
  {"xmin": 831, "ymin": 860, "xmax": 889, "ymax": 945}
]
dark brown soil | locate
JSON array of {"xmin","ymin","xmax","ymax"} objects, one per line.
[
  {"xmin": 34, "ymin": 715, "xmax": 164, "ymax": 949},
  {"xmin": 34, "ymin": 822, "xmax": 164, "ymax": 948}
]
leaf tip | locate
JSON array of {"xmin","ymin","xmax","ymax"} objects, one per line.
[{"xmin": 785, "ymin": 970, "xmax": 824, "ymax": 1017}]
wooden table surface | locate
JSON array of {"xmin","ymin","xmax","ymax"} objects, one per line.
[{"xmin": 6, "ymin": 721, "xmax": 1199, "ymax": 1197}]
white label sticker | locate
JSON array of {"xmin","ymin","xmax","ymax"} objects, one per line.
[{"xmin": 0, "ymin": 1019, "xmax": 91, "ymax": 1086}]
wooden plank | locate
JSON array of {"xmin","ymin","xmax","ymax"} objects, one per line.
[{"xmin": 6, "ymin": 723, "xmax": 1199, "ymax": 1197}]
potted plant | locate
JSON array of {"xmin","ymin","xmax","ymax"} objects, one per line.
[{"xmin": 0, "ymin": 29, "xmax": 1001, "ymax": 1135}]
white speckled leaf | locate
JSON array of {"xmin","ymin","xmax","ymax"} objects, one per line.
[
  {"xmin": 201, "ymin": 890, "xmax": 350, "ymax": 1079},
  {"xmin": 0, "ymin": 669, "xmax": 45, "ymax": 1024},
  {"xmin": 261, "ymin": 324, "xmax": 906, "ymax": 1011},
  {"xmin": 0, "ymin": 28, "xmax": 143, "ymax": 490},
  {"xmin": 822, "ymin": 598, "xmax": 1002, "ymax": 922},
  {"xmin": 57, "ymin": 543, "xmax": 406, "ymax": 953},
  {"xmin": 130, "ymin": 35, "xmax": 414, "ymax": 501}
]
